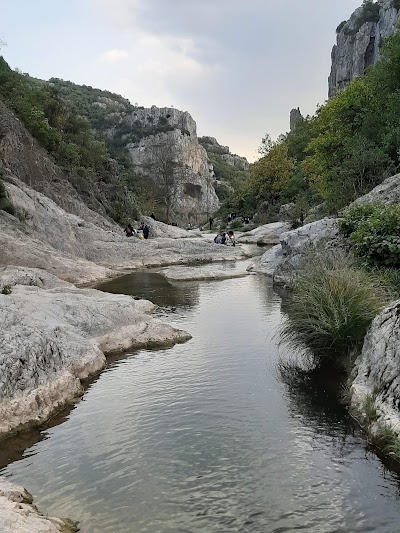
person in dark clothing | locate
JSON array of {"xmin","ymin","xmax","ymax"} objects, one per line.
[
  {"xmin": 124, "ymin": 223, "xmax": 134, "ymax": 237},
  {"xmin": 209, "ymin": 216, "xmax": 214, "ymax": 230},
  {"xmin": 150, "ymin": 212, "xmax": 156, "ymax": 220},
  {"xmin": 143, "ymin": 225, "xmax": 150, "ymax": 239}
]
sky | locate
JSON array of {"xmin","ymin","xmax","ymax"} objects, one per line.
[{"xmin": 1, "ymin": 0, "xmax": 361, "ymax": 161}]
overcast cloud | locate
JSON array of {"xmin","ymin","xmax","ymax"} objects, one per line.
[{"xmin": 2, "ymin": 0, "xmax": 361, "ymax": 160}]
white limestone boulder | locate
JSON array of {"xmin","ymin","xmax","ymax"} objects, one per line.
[
  {"xmin": 237, "ymin": 222, "xmax": 290, "ymax": 245},
  {"xmin": 247, "ymin": 218, "xmax": 339, "ymax": 284}
]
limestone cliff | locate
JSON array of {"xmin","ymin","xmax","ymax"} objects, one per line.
[
  {"xmin": 126, "ymin": 108, "xmax": 219, "ymax": 225},
  {"xmin": 329, "ymin": 0, "xmax": 400, "ymax": 97}
]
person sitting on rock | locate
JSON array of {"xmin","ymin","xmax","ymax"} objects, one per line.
[
  {"xmin": 226, "ymin": 230, "xmax": 235, "ymax": 247},
  {"xmin": 124, "ymin": 223, "xmax": 135, "ymax": 237},
  {"xmin": 150, "ymin": 212, "xmax": 156, "ymax": 220},
  {"xmin": 143, "ymin": 224, "xmax": 150, "ymax": 240}
]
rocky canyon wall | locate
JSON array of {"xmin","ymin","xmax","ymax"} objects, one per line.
[{"xmin": 329, "ymin": 0, "xmax": 400, "ymax": 97}]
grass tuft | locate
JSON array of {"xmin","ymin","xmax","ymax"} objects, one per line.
[{"xmin": 280, "ymin": 251, "xmax": 389, "ymax": 366}]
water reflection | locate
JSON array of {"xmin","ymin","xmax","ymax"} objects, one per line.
[{"xmin": 97, "ymin": 271, "xmax": 200, "ymax": 308}]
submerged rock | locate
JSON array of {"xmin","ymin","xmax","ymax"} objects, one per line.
[{"xmin": 0, "ymin": 477, "xmax": 78, "ymax": 533}]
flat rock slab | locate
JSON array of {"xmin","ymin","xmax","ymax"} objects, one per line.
[
  {"xmin": 161, "ymin": 261, "xmax": 251, "ymax": 281},
  {"xmin": 0, "ymin": 267, "xmax": 191, "ymax": 437},
  {"xmin": 237, "ymin": 222, "xmax": 290, "ymax": 244}
]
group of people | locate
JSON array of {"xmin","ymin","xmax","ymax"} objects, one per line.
[
  {"xmin": 214, "ymin": 230, "xmax": 235, "ymax": 247},
  {"xmin": 124, "ymin": 222, "xmax": 150, "ymax": 240}
]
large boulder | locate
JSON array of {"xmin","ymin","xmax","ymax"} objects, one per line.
[
  {"xmin": 247, "ymin": 244, "xmax": 283, "ymax": 276},
  {"xmin": 247, "ymin": 218, "xmax": 339, "ymax": 285},
  {"xmin": 237, "ymin": 222, "xmax": 290, "ymax": 245}
]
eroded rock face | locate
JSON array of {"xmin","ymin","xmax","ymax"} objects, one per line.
[
  {"xmin": 199, "ymin": 136, "xmax": 249, "ymax": 171},
  {"xmin": 329, "ymin": 0, "xmax": 400, "ymax": 97},
  {"xmin": 351, "ymin": 301, "xmax": 400, "ymax": 434},
  {"xmin": 0, "ymin": 477, "xmax": 78, "ymax": 533},
  {"xmin": 289, "ymin": 108, "xmax": 303, "ymax": 131},
  {"xmin": 128, "ymin": 111, "xmax": 219, "ymax": 226},
  {"xmin": 0, "ymin": 267, "xmax": 190, "ymax": 436},
  {"xmin": 0, "ymin": 101, "xmax": 138, "ymax": 225},
  {"xmin": 247, "ymin": 218, "xmax": 339, "ymax": 285}
]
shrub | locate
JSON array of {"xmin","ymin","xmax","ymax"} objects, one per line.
[
  {"xmin": 280, "ymin": 251, "xmax": 389, "ymax": 365},
  {"xmin": 1, "ymin": 285, "xmax": 12, "ymax": 295},
  {"xmin": 340, "ymin": 203, "xmax": 400, "ymax": 266},
  {"xmin": 392, "ymin": 0, "xmax": 400, "ymax": 10},
  {"xmin": 230, "ymin": 219, "xmax": 242, "ymax": 230},
  {"xmin": 339, "ymin": 202, "xmax": 382, "ymax": 237},
  {"xmin": 364, "ymin": 393, "xmax": 379, "ymax": 424}
]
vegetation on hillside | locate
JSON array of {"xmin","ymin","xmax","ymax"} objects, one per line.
[
  {"xmin": 49, "ymin": 79, "xmax": 176, "ymax": 167},
  {"xmin": 198, "ymin": 137, "xmax": 248, "ymax": 203}
]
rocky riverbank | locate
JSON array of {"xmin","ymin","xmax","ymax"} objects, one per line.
[{"xmin": 0, "ymin": 477, "xmax": 78, "ymax": 533}]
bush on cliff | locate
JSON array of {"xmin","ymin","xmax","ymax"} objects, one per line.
[{"xmin": 280, "ymin": 252, "xmax": 388, "ymax": 366}]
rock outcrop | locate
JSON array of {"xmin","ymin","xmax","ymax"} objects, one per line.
[
  {"xmin": 128, "ymin": 122, "xmax": 219, "ymax": 226},
  {"xmin": 351, "ymin": 300, "xmax": 400, "ymax": 435},
  {"xmin": 289, "ymin": 108, "xmax": 303, "ymax": 131},
  {"xmin": 0, "ymin": 477, "xmax": 78, "ymax": 533},
  {"xmin": 354, "ymin": 171, "xmax": 400, "ymax": 205},
  {"xmin": 247, "ymin": 218, "xmax": 340, "ymax": 285},
  {"xmin": 199, "ymin": 136, "xmax": 249, "ymax": 171},
  {"xmin": 0, "ymin": 266, "xmax": 191, "ymax": 436},
  {"xmin": 329, "ymin": 0, "xmax": 400, "ymax": 97}
]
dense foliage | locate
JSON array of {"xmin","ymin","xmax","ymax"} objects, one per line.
[
  {"xmin": 340, "ymin": 203, "xmax": 400, "ymax": 265},
  {"xmin": 0, "ymin": 58, "xmax": 110, "ymax": 178}
]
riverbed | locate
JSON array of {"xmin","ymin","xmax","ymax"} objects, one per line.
[{"xmin": 1, "ymin": 270, "xmax": 400, "ymax": 532}]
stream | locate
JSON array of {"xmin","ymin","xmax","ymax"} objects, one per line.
[{"xmin": 1, "ymin": 267, "xmax": 400, "ymax": 532}]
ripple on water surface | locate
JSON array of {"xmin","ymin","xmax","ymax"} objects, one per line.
[{"xmin": 1, "ymin": 274, "xmax": 400, "ymax": 532}]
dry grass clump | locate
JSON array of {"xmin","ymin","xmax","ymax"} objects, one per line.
[{"xmin": 280, "ymin": 251, "xmax": 389, "ymax": 365}]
